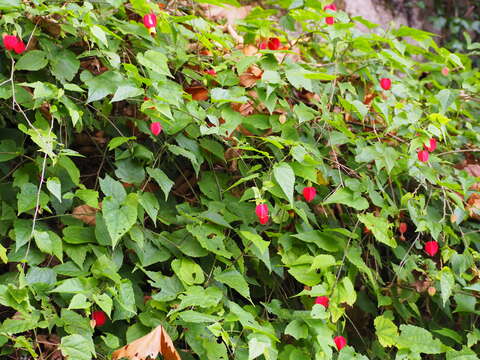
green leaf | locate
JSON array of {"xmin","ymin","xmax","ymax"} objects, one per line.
[
  {"xmin": 440, "ymin": 267, "xmax": 455, "ymax": 306},
  {"xmin": 168, "ymin": 144, "xmax": 201, "ymax": 175},
  {"xmin": 186, "ymin": 223, "xmax": 232, "ymax": 258},
  {"xmin": 436, "ymin": 89, "xmax": 456, "ymax": 115},
  {"xmin": 172, "ymin": 258, "xmax": 205, "ymax": 285},
  {"xmin": 75, "ymin": 189, "xmax": 99, "ymax": 208},
  {"xmin": 103, "ymin": 196, "xmax": 137, "ymax": 248},
  {"xmin": 338, "ymin": 277, "xmax": 356, "ymax": 305},
  {"xmin": 99, "ymin": 175, "xmax": 126, "ymax": 202},
  {"xmin": 108, "ymin": 136, "xmax": 136, "ymax": 150},
  {"xmin": 46, "ymin": 177, "xmax": 62, "ymax": 202},
  {"xmin": 210, "ymin": 87, "xmax": 248, "ymax": 103},
  {"xmin": 15, "ymin": 50, "xmax": 48, "ymax": 71},
  {"xmin": 323, "ymin": 188, "xmax": 369, "ymax": 210},
  {"xmin": 292, "ymin": 231, "xmax": 344, "ymax": 252},
  {"xmin": 17, "ymin": 183, "xmax": 50, "ymax": 215},
  {"xmin": 58, "ymin": 155, "xmax": 80, "ymax": 186},
  {"xmin": 0, "ymin": 139, "xmax": 20, "ymax": 162},
  {"xmin": 374, "ymin": 315, "xmax": 399, "ymax": 347},
  {"xmin": 357, "ymin": 213, "xmax": 396, "ymax": 248},
  {"xmin": 285, "ymin": 319, "xmax": 308, "ymax": 340},
  {"xmin": 91, "ymin": 25, "xmax": 108, "ymax": 46},
  {"xmin": 294, "ymin": 102, "xmax": 317, "ymax": 123},
  {"xmin": 177, "ymin": 286, "xmax": 223, "ymax": 311},
  {"xmin": 115, "ymin": 280, "xmax": 137, "ymax": 318},
  {"xmin": 93, "ymin": 293, "xmax": 113, "ymax": 317},
  {"xmin": 146, "ymin": 167, "xmax": 174, "ymax": 200},
  {"xmin": 137, "ymin": 50, "xmax": 171, "ymax": 77},
  {"xmin": 111, "ymin": 84, "xmax": 144, "ymax": 103},
  {"xmin": 60, "ymin": 334, "xmax": 96, "ymax": 360},
  {"xmin": 214, "ymin": 268, "xmax": 251, "ymax": 301},
  {"xmin": 396, "ymin": 325, "xmax": 447, "ymax": 354},
  {"xmin": 0, "ymin": 0, "xmax": 21, "ymax": 10},
  {"xmin": 50, "ymin": 49, "xmax": 80, "ymax": 82},
  {"xmin": 273, "ymin": 162, "xmax": 295, "ymax": 205},
  {"xmin": 68, "ymin": 294, "xmax": 90, "ymax": 310},
  {"xmin": 138, "ymin": 192, "xmax": 159, "ymax": 226},
  {"xmin": 85, "ymin": 71, "xmax": 123, "ymax": 103},
  {"xmin": 239, "ymin": 230, "xmax": 269, "ymax": 254},
  {"xmin": 285, "ymin": 64, "xmax": 313, "ymax": 91}
]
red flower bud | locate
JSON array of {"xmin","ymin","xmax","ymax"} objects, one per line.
[
  {"xmin": 324, "ymin": 4, "xmax": 337, "ymax": 11},
  {"xmin": 441, "ymin": 67, "xmax": 449, "ymax": 76},
  {"xmin": 417, "ymin": 150, "xmax": 429, "ymax": 163},
  {"xmin": 258, "ymin": 41, "xmax": 268, "ymax": 50},
  {"xmin": 424, "ymin": 138, "xmax": 436, "ymax": 152},
  {"xmin": 324, "ymin": 4, "xmax": 336, "ymax": 25},
  {"xmin": 334, "ymin": 336, "xmax": 347, "ymax": 351},
  {"xmin": 206, "ymin": 69, "xmax": 216, "ymax": 75},
  {"xmin": 302, "ymin": 187, "xmax": 317, "ymax": 202},
  {"xmin": 150, "ymin": 122, "xmax": 162, "ymax": 136},
  {"xmin": 3, "ymin": 35, "xmax": 18, "ymax": 51},
  {"xmin": 143, "ymin": 13, "xmax": 157, "ymax": 34},
  {"xmin": 315, "ymin": 296, "xmax": 329, "ymax": 308},
  {"xmin": 267, "ymin": 37, "xmax": 281, "ymax": 50},
  {"xmin": 13, "ymin": 39, "xmax": 25, "ymax": 54},
  {"xmin": 92, "ymin": 310, "xmax": 107, "ymax": 327},
  {"xmin": 399, "ymin": 222, "xmax": 407, "ymax": 234},
  {"xmin": 380, "ymin": 78, "xmax": 392, "ymax": 90},
  {"xmin": 256, "ymin": 203, "xmax": 269, "ymax": 224},
  {"xmin": 424, "ymin": 241, "xmax": 439, "ymax": 257}
]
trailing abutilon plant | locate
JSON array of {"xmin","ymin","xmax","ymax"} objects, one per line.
[{"xmin": 0, "ymin": 0, "xmax": 478, "ymax": 359}]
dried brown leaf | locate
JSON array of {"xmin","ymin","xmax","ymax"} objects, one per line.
[
  {"xmin": 185, "ymin": 86, "xmax": 209, "ymax": 101},
  {"xmin": 231, "ymin": 102, "xmax": 255, "ymax": 116},
  {"xmin": 112, "ymin": 325, "xmax": 181, "ymax": 360},
  {"xmin": 239, "ymin": 65, "xmax": 263, "ymax": 88},
  {"xmin": 72, "ymin": 204, "xmax": 100, "ymax": 226}
]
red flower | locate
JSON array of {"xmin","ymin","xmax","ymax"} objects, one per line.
[
  {"xmin": 424, "ymin": 138, "xmax": 436, "ymax": 152},
  {"xmin": 206, "ymin": 69, "xmax": 216, "ymax": 75},
  {"xmin": 255, "ymin": 203, "xmax": 269, "ymax": 225},
  {"xmin": 3, "ymin": 35, "xmax": 17, "ymax": 51},
  {"xmin": 143, "ymin": 13, "xmax": 157, "ymax": 34},
  {"xmin": 399, "ymin": 222, "xmax": 407, "ymax": 234},
  {"xmin": 315, "ymin": 296, "xmax": 329, "ymax": 308},
  {"xmin": 425, "ymin": 241, "xmax": 439, "ymax": 257},
  {"xmin": 3, "ymin": 35, "xmax": 25, "ymax": 54},
  {"xmin": 258, "ymin": 41, "xmax": 268, "ymax": 50},
  {"xmin": 417, "ymin": 150, "xmax": 429, "ymax": 163},
  {"xmin": 13, "ymin": 39, "xmax": 25, "ymax": 54},
  {"xmin": 380, "ymin": 78, "xmax": 392, "ymax": 90},
  {"xmin": 324, "ymin": 4, "xmax": 337, "ymax": 25},
  {"xmin": 302, "ymin": 187, "xmax": 316, "ymax": 202},
  {"xmin": 92, "ymin": 310, "xmax": 107, "ymax": 327},
  {"xmin": 150, "ymin": 122, "xmax": 162, "ymax": 136},
  {"xmin": 441, "ymin": 67, "xmax": 449, "ymax": 76},
  {"xmin": 267, "ymin": 37, "xmax": 281, "ymax": 50},
  {"xmin": 334, "ymin": 336, "xmax": 347, "ymax": 351}
]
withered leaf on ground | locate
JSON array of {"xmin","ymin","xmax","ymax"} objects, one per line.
[
  {"xmin": 185, "ymin": 85, "xmax": 209, "ymax": 101},
  {"xmin": 72, "ymin": 204, "xmax": 101, "ymax": 226},
  {"xmin": 239, "ymin": 65, "xmax": 263, "ymax": 88},
  {"xmin": 112, "ymin": 324, "xmax": 181, "ymax": 360}
]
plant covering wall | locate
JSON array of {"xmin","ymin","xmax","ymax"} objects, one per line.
[{"xmin": 0, "ymin": 0, "xmax": 479, "ymax": 359}]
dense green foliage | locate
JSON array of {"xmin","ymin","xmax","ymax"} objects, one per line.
[{"xmin": 0, "ymin": 0, "xmax": 480, "ymax": 359}]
